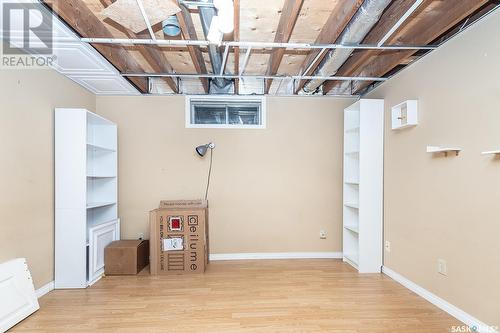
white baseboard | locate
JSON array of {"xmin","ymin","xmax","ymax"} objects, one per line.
[
  {"xmin": 35, "ymin": 281, "xmax": 54, "ymax": 298},
  {"xmin": 210, "ymin": 252, "xmax": 343, "ymax": 261},
  {"xmin": 382, "ymin": 266, "xmax": 498, "ymax": 333}
]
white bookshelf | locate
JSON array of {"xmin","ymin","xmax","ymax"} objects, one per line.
[
  {"xmin": 343, "ymin": 99, "xmax": 384, "ymax": 273},
  {"xmin": 55, "ymin": 109, "xmax": 120, "ymax": 288}
]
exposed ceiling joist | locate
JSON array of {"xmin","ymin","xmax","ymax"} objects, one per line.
[
  {"xmin": 176, "ymin": 2, "xmax": 209, "ymax": 93},
  {"xmin": 264, "ymin": 0, "xmax": 304, "ymax": 94},
  {"xmin": 233, "ymin": 0, "xmax": 240, "ymax": 94},
  {"xmin": 131, "ymin": 30, "xmax": 179, "ymax": 92},
  {"xmin": 44, "ymin": 0, "xmax": 497, "ymax": 96},
  {"xmin": 328, "ymin": 0, "xmax": 489, "ymax": 95},
  {"xmin": 80, "ymin": 38, "xmax": 436, "ymax": 50},
  {"xmin": 294, "ymin": 0, "xmax": 364, "ymax": 93},
  {"xmin": 122, "ymin": 73, "xmax": 388, "ymax": 82},
  {"xmin": 100, "ymin": 0, "xmax": 179, "ymax": 92},
  {"xmin": 43, "ymin": 0, "xmax": 149, "ymax": 92},
  {"xmin": 101, "ymin": 0, "xmax": 180, "ymax": 33},
  {"xmin": 323, "ymin": 0, "xmax": 429, "ymax": 94},
  {"xmin": 431, "ymin": 2, "xmax": 499, "ymax": 45}
]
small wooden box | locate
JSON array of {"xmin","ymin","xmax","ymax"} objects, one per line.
[{"xmin": 104, "ymin": 240, "xmax": 149, "ymax": 275}]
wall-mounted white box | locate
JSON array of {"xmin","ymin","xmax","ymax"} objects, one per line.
[{"xmin": 391, "ymin": 100, "xmax": 418, "ymax": 130}]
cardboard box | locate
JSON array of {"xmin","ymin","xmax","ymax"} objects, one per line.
[
  {"xmin": 104, "ymin": 240, "xmax": 149, "ymax": 275},
  {"xmin": 150, "ymin": 200, "xmax": 209, "ymax": 275}
]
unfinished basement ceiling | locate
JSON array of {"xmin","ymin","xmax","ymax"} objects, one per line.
[{"xmin": 42, "ymin": 0, "xmax": 499, "ymax": 96}]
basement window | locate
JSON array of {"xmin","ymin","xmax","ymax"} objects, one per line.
[{"xmin": 185, "ymin": 96, "xmax": 266, "ymax": 129}]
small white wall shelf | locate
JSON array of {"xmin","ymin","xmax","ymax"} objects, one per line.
[
  {"xmin": 427, "ymin": 146, "xmax": 462, "ymax": 156},
  {"xmin": 391, "ymin": 100, "xmax": 418, "ymax": 130},
  {"xmin": 481, "ymin": 150, "xmax": 500, "ymax": 155}
]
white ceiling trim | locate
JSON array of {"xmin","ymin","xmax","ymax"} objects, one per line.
[{"xmin": 0, "ymin": 0, "xmax": 140, "ymax": 95}]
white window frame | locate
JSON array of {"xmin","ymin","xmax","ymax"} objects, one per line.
[{"xmin": 185, "ymin": 95, "xmax": 267, "ymax": 129}]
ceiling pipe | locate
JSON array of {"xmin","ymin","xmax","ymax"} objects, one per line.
[
  {"xmin": 302, "ymin": 0, "xmax": 392, "ymax": 94},
  {"xmin": 198, "ymin": 1, "xmax": 233, "ymax": 93}
]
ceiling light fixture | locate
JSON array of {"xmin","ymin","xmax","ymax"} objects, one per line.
[
  {"xmin": 207, "ymin": 0, "xmax": 233, "ymax": 44},
  {"xmin": 207, "ymin": 16, "xmax": 223, "ymax": 44},
  {"xmin": 214, "ymin": 0, "xmax": 234, "ymax": 34}
]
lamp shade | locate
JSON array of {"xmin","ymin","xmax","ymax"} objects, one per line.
[
  {"xmin": 195, "ymin": 142, "xmax": 215, "ymax": 157},
  {"xmin": 196, "ymin": 144, "xmax": 209, "ymax": 157}
]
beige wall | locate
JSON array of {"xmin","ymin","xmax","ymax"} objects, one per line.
[
  {"xmin": 0, "ymin": 69, "xmax": 95, "ymax": 289},
  {"xmin": 367, "ymin": 10, "xmax": 500, "ymax": 326},
  {"xmin": 96, "ymin": 96, "xmax": 353, "ymax": 254}
]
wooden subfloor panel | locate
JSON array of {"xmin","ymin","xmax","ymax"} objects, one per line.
[{"xmin": 12, "ymin": 260, "xmax": 460, "ymax": 332}]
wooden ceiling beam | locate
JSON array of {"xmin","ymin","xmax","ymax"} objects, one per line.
[
  {"xmin": 176, "ymin": 2, "xmax": 209, "ymax": 93},
  {"xmin": 294, "ymin": 0, "xmax": 364, "ymax": 93},
  {"xmin": 233, "ymin": 0, "xmax": 240, "ymax": 94},
  {"xmin": 44, "ymin": 0, "xmax": 150, "ymax": 92},
  {"xmin": 328, "ymin": 0, "xmax": 489, "ymax": 94},
  {"xmin": 99, "ymin": 0, "xmax": 178, "ymax": 92},
  {"xmin": 430, "ymin": 2, "xmax": 498, "ymax": 45},
  {"xmin": 128, "ymin": 47, "xmax": 311, "ymax": 56},
  {"xmin": 264, "ymin": 0, "xmax": 304, "ymax": 94},
  {"xmin": 132, "ymin": 30, "xmax": 179, "ymax": 92},
  {"xmin": 323, "ymin": 0, "xmax": 429, "ymax": 94}
]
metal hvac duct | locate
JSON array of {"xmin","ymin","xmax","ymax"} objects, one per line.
[
  {"xmin": 198, "ymin": 3, "xmax": 233, "ymax": 93},
  {"xmin": 302, "ymin": 0, "xmax": 392, "ymax": 94}
]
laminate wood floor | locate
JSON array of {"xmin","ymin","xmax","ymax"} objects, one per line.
[{"xmin": 12, "ymin": 260, "xmax": 460, "ymax": 332}]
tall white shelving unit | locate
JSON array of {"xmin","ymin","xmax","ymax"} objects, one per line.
[
  {"xmin": 55, "ymin": 108, "xmax": 120, "ymax": 288},
  {"xmin": 343, "ymin": 99, "xmax": 384, "ymax": 273}
]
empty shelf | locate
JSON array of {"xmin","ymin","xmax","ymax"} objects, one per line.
[
  {"xmin": 87, "ymin": 175, "xmax": 116, "ymax": 178},
  {"xmin": 426, "ymin": 146, "xmax": 461, "ymax": 155},
  {"xmin": 344, "ymin": 253, "xmax": 359, "ymax": 265},
  {"xmin": 345, "ymin": 180, "xmax": 359, "ymax": 185},
  {"xmin": 345, "ymin": 127, "xmax": 359, "ymax": 133},
  {"xmin": 344, "ymin": 225, "xmax": 359, "ymax": 233},
  {"xmin": 345, "ymin": 151, "xmax": 360, "ymax": 155},
  {"xmin": 481, "ymin": 150, "xmax": 500, "ymax": 155},
  {"xmin": 87, "ymin": 143, "xmax": 116, "ymax": 152},
  {"xmin": 86, "ymin": 202, "xmax": 116, "ymax": 209},
  {"xmin": 344, "ymin": 202, "xmax": 359, "ymax": 209}
]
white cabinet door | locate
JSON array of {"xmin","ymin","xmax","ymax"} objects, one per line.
[
  {"xmin": 88, "ymin": 220, "xmax": 119, "ymax": 285},
  {"xmin": 0, "ymin": 259, "xmax": 39, "ymax": 332}
]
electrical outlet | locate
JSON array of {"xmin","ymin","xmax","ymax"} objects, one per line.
[
  {"xmin": 319, "ymin": 230, "xmax": 327, "ymax": 239},
  {"xmin": 138, "ymin": 233, "xmax": 144, "ymax": 240},
  {"xmin": 384, "ymin": 240, "xmax": 391, "ymax": 252},
  {"xmin": 438, "ymin": 259, "xmax": 447, "ymax": 276}
]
